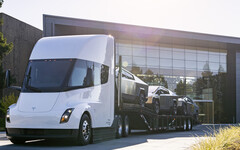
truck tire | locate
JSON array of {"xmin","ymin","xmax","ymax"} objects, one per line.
[
  {"xmin": 182, "ymin": 104, "xmax": 187, "ymax": 115},
  {"xmin": 172, "ymin": 102, "xmax": 177, "ymax": 115},
  {"xmin": 116, "ymin": 115, "xmax": 123, "ymax": 138},
  {"xmin": 122, "ymin": 115, "xmax": 129, "ymax": 137},
  {"xmin": 182, "ymin": 119, "xmax": 187, "ymax": 131},
  {"xmin": 10, "ymin": 138, "xmax": 26, "ymax": 145},
  {"xmin": 139, "ymin": 92, "xmax": 145, "ymax": 107},
  {"xmin": 152, "ymin": 99, "xmax": 160, "ymax": 114},
  {"xmin": 187, "ymin": 118, "xmax": 192, "ymax": 131},
  {"xmin": 77, "ymin": 114, "xmax": 92, "ymax": 145}
]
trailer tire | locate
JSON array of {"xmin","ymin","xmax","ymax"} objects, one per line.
[
  {"xmin": 139, "ymin": 92, "xmax": 145, "ymax": 107},
  {"xmin": 172, "ymin": 102, "xmax": 177, "ymax": 115},
  {"xmin": 181, "ymin": 119, "xmax": 187, "ymax": 131},
  {"xmin": 187, "ymin": 119, "xmax": 192, "ymax": 131},
  {"xmin": 123, "ymin": 115, "xmax": 129, "ymax": 137},
  {"xmin": 182, "ymin": 104, "xmax": 187, "ymax": 115},
  {"xmin": 152, "ymin": 98, "xmax": 160, "ymax": 114},
  {"xmin": 10, "ymin": 138, "xmax": 26, "ymax": 145},
  {"xmin": 116, "ymin": 115, "xmax": 123, "ymax": 138},
  {"xmin": 77, "ymin": 114, "xmax": 92, "ymax": 145}
]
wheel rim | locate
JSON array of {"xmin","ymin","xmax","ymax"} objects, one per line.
[
  {"xmin": 155, "ymin": 100, "xmax": 160, "ymax": 114},
  {"xmin": 140, "ymin": 94, "xmax": 145, "ymax": 107},
  {"xmin": 118, "ymin": 118, "xmax": 122, "ymax": 135},
  {"xmin": 183, "ymin": 120, "xmax": 187, "ymax": 130},
  {"xmin": 82, "ymin": 120, "xmax": 90, "ymax": 140},
  {"xmin": 125, "ymin": 117, "xmax": 129, "ymax": 135},
  {"xmin": 188, "ymin": 119, "xmax": 191, "ymax": 129}
]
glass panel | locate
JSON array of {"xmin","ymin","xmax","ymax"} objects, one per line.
[
  {"xmin": 185, "ymin": 52, "xmax": 197, "ymax": 61},
  {"xmin": 197, "ymin": 53, "xmax": 208, "ymax": 62},
  {"xmin": 173, "ymin": 51, "xmax": 184, "ymax": 60},
  {"xmin": 160, "ymin": 68, "xmax": 172, "ymax": 75},
  {"xmin": 144, "ymin": 68, "xmax": 159, "ymax": 85},
  {"xmin": 185, "ymin": 69, "xmax": 197, "ymax": 77},
  {"xmin": 133, "ymin": 56, "xmax": 146, "ymax": 66},
  {"xmin": 209, "ymin": 62, "xmax": 219, "ymax": 71},
  {"xmin": 173, "ymin": 60, "xmax": 184, "ymax": 68},
  {"xmin": 209, "ymin": 55, "xmax": 220, "ymax": 62},
  {"xmin": 220, "ymin": 55, "xmax": 227, "ymax": 63},
  {"xmin": 160, "ymin": 50, "xmax": 172, "ymax": 58},
  {"xmin": 133, "ymin": 47, "xmax": 146, "ymax": 57},
  {"xmin": 219, "ymin": 63, "xmax": 227, "ymax": 72},
  {"xmin": 118, "ymin": 46, "xmax": 132, "ymax": 56},
  {"xmin": 173, "ymin": 69, "xmax": 184, "ymax": 76},
  {"xmin": 147, "ymin": 49, "xmax": 159, "ymax": 58},
  {"xmin": 160, "ymin": 59, "xmax": 172, "ymax": 67},
  {"xmin": 198, "ymin": 61, "xmax": 210, "ymax": 71},
  {"xmin": 186, "ymin": 61, "xmax": 197, "ymax": 69},
  {"xmin": 147, "ymin": 57, "xmax": 159, "ymax": 67},
  {"xmin": 122, "ymin": 56, "xmax": 132, "ymax": 67}
]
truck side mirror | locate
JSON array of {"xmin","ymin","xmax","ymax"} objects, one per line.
[
  {"xmin": 5, "ymin": 69, "xmax": 21, "ymax": 91},
  {"xmin": 5, "ymin": 69, "xmax": 10, "ymax": 88}
]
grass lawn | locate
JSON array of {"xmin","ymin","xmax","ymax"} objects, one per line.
[{"xmin": 192, "ymin": 126, "xmax": 240, "ymax": 150}]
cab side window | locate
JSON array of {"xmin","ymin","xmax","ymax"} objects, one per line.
[{"xmin": 160, "ymin": 89, "xmax": 169, "ymax": 94}]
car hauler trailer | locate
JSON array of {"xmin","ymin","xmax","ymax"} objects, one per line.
[{"xmin": 5, "ymin": 35, "xmax": 196, "ymax": 145}]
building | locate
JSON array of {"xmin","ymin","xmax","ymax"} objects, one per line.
[
  {"xmin": 43, "ymin": 14, "xmax": 240, "ymax": 124},
  {"xmin": 1, "ymin": 13, "xmax": 42, "ymax": 88}
]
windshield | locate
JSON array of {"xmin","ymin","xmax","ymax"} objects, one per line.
[
  {"xmin": 22, "ymin": 59, "xmax": 73, "ymax": 92},
  {"xmin": 22, "ymin": 59, "xmax": 109, "ymax": 92}
]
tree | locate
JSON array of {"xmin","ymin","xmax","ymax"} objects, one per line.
[{"xmin": 0, "ymin": 0, "xmax": 14, "ymax": 98}]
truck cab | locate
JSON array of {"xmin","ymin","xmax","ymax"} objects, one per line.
[{"xmin": 5, "ymin": 35, "xmax": 115, "ymax": 145}]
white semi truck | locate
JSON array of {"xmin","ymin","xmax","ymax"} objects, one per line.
[{"xmin": 5, "ymin": 35, "xmax": 194, "ymax": 145}]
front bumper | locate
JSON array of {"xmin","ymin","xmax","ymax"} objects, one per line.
[{"xmin": 6, "ymin": 128, "xmax": 78, "ymax": 140}]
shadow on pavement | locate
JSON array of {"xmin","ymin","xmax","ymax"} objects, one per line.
[{"xmin": 0, "ymin": 124, "xmax": 235, "ymax": 150}]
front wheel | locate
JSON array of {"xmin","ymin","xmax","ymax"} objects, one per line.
[{"xmin": 77, "ymin": 114, "xmax": 92, "ymax": 145}]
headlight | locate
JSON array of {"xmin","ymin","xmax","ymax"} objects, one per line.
[
  {"xmin": 60, "ymin": 108, "xmax": 74, "ymax": 123},
  {"xmin": 6, "ymin": 108, "xmax": 10, "ymax": 123}
]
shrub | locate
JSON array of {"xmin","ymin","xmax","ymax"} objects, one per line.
[
  {"xmin": 0, "ymin": 93, "xmax": 18, "ymax": 116},
  {"xmin": 192, "ymin": 126, "xmax": 240, "ymax": 150}
]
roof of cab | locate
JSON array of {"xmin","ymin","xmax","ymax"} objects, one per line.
[{"xmin": 30, "ymin": 35, "xmax": 114, "ymax": 65}]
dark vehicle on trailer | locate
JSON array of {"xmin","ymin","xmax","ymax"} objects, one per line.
[
  {"xmin": 146, "ymin": 86, "xmax": 178, "ymax": 115},
  {"xmin": 177, "ymin": 96, "xmax": 199, "ymax": 121}
]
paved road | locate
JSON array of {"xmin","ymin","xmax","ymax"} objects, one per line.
[{"xmin": 0, "ymin": 125, "xmax": 233, "ymax": 150}]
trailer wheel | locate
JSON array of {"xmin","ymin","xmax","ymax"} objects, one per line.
[
  {"xmin": 182, "ymin": 104, "xmax": 187, "ymax": 115},
  {"xmin": 10, "ymin": 138, "xmax": 26, "ymax": 145},
  {"xmin": 123, "ymin": 115, "xmax": 129, "ymax": 137},
  {"xmin": 172, "ymin": 102, "xmax": 177, "ymax": 115},
  {"xmin": 183, "ymin": 119, "xmax": 187, "ymax": 131},
  {"xmin": 77, "ymin": 114, "xmax": 92, "ymax": 145},
  {"xmin": 116, "ymin": 115, "xmax": 123, "ymax": 138},
  {"xmin": 187, "ymin": 119, "xmax": 192, "ymax": 131},
  {"xmin": 139, "ymin": 92, "xmax": 145, "ymax": 107},
  {"xmin": 152, "ymin": 98, "xmax": 160, "ymax": 114}
]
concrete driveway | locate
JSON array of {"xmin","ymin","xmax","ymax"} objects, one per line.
[{"xmin": 0, "ymin": 125, "xmax": 233, "ymax": 150}]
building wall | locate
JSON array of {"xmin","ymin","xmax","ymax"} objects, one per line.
[
  {"xmin": 43, "ymin": 14, "xmax": 240, "ymax": 123},
  {"xmin": 0, "ymin": 13, "xmax": 42, "ymax": 87}
]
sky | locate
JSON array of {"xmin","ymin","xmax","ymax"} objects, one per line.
[{"xmin": 1, "ymin": 0, "xmax": 240, "ymax": 38}]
